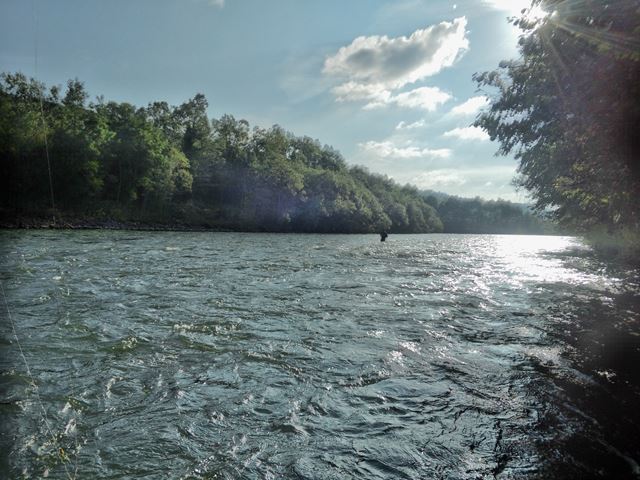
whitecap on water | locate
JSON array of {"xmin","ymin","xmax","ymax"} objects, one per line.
[
  {"xmin": 596, "ymin": 369, "xmax": 617, "ymax": 382},
  {"xmin": 386, "ymin": 350, "xmax": 404, "ymax": 365},
  {"xmin": 524, "ymin": 345, "xmax": 564, "ymax": 367},
  {"xmin": 399, "ymin": 341, "xmax": 420, "ymax": 354},
  {"xmin": 105, "ymin": 377, "xmax": 119, "ymax": 398},
  {"xmin": 63, "ymin": 418, "xmax": 76, "ymax": 436}
]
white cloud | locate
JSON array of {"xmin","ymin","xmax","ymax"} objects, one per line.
[
  {"xmin": 324, "ymin": 17, "xmax": 468, "ymax": 110},
  {"xmin": 208, "ymin": 0, "xmax": 225, "ymax": 6},
  {"xmin": 450, "ymin": 96, "xmax": 489, "ymax": 116},
  {"xmin": 333, "ymin": 84, "xmax": 451, "ymax": 111},
  {"xmin": 324, "ymin": 17, "xmax": 468, "ymax": 89},
  {"xmin": 443, "ymin": 126, "xmax": 490, "ymax": 141},
  {"xmin": 396, "ymin": 119, "xmax": 426, "ymax": 130},
  {"xmin": 332, "ymin": 82, "xmax": 391, "ymax": 105},
  {"xmin": 392, "ymin": 165, "xmax": 519, "ymax": 197},
  {"xmin": 359, "ymin": 140, "xmax": 451, "ymax": 160},
  {"xmin": 388, "ymin": 87, "xmax": 451, "ymax": 111},
  {"xmin": 412, "ymin": 170, "xmax": 468, "ymax": 188}
]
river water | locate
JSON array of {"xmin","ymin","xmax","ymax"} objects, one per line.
[{"xmin": 1, "ymin": 231, "xmax": 639, "ymax": 479}]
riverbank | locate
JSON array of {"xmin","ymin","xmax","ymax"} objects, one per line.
[
  {"xmin": 0, "ymin": 211, "xmax": 232, "ymax": 232},
  {"xmin": 0, "ymin": 208, "xmax": 545, "ymax": 235},
  {"xmin": 0, "ymin": 217, "xmax": 559, "ymax": 236}
]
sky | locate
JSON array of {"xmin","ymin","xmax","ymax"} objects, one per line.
[{"xmin": 0, "ymin": 0, "xmax": 537, "ymax": 202}]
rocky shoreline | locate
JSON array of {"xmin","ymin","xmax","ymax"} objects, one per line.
[{"xmin": 0, "ymin": 215, "xmax": 231, "ymax": 232}]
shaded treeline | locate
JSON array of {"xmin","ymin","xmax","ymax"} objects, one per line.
[
  {"xmin": 0, "ymin": 72, "xmax": 441, "ymax": 233},
  {"xmin": 0, "ymin": 72, "xmax": 550, "ymax": 235},
  {"xmin": 474, "ymin": 0, "xmax": 640, "ymax": 255},
  {"xmin": 422, "ymin": 192, "xmax": 551, "ymax": 234}
]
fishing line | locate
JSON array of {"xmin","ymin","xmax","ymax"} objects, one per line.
[
  {"xmin": 32, "ymin": 0, "xmax": 84, "ymax": 467},
  {"xmin": 1, "ymin": 2, "xmax": 80, "ymax": 477},
  {"xmin": 31, "ymin": 0, "xmax": 56, "ymax": 218},
  {"xmin": 1, "ymin": 282, "xmax": 74, "ymax": 480}
]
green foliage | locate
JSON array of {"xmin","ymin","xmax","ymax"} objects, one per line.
[
  {"xmin": 351, "ymin": 167, "xmax": 443, "ymax": 233},
  {"xmin": 0, "ymin": 73, "xmax": 56, "ymax": 208},
  {"xmin": 0, "ymin": 73, "xmax": 445, "ymax": 233},
  {"xmin": 424, "ymin": 192, "xmax": 549, "ymax": 234},
  {"xmin": 0, "ymin": 71, "xmax": 559, "ymax": 235},
  {"xmin": 584, "ymin": 226, "xmax": 640, "ymax": 262},
  {"xmin": 474, "ymin": 0, "xmax": 640, "ymax": 240},
  {"xmin": 96, "ymin": 101, "xmax": 186, "ymax": 205}
]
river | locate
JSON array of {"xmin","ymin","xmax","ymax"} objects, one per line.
[{"xmin": 1, "ymin": 231, "xmax": 639, "ymax": 479}]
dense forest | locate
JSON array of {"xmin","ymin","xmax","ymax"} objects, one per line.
[
  {"xmin": 474, "ymin": 0, "xmax": 640, "ymax": 254},
  {"xmin": 0, "ymin": 72, "xmax": 443, "ymax": 233},
  {"xmin": 422, "ymin": 192, "xmax": 550, "ymax": 234},
  {"xmin": 0, "ymin": 72, "xmax": 544, "ymax": 235}
]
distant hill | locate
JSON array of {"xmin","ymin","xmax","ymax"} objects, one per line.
[{"xmin": 420, "ymin": 190, "xmax": 554, "ymax": 235}]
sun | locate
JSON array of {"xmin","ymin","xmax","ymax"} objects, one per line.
[{"xmin": 486, "ymin": 0, "xmax": 550, "ymax": 21}]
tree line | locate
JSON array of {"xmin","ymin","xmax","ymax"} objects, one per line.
[
  {"xmin": 422, "ymin": 192, "xmax": 550, "ymax": 234},
  {"xmin": 0, "ymin": 72, "xmax": 443, "ymax": 233},
  {"xmin": 0, "ymin": 72, "xmax": 550, "ymax": 235}
]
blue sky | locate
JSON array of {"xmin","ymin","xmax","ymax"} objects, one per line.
[{"xmin": 1, "ymin": 0, "xmax": 536, "ymax": 201}]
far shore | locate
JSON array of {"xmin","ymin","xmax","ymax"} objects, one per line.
[
  {"xmin": 0, "ymin": 208, "xmax": 559, "ymax": 236},
  {"xmin": 0, "ymin": 215, "xmax": 562, "ymax": 236},
  {"xmin": 0, "ymin": 215, "xmax": 235, "ymax": 233}
]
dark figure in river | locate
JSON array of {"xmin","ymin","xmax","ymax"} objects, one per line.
[{"xmin": 380, "ymin": 231, "xmax": 388, "ymax": 242}]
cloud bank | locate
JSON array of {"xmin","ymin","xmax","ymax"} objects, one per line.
[
  {"xmin": 393, "ymin": 165, "xmax": 518, "ymax": 197},
  {"xmin": 332, "ymin": 84, "xmax": 451, "ymax": 111},
  {"xmin": 324, "ymin": 17, "xmax": 468, "ymax": 110},
  {"xmin": 324, "ymin": 17, "xmax": 468, "ymax": 89},
  {"xmin": 359, "ymin": 140, "xmax": 451, "ymax": 160}
]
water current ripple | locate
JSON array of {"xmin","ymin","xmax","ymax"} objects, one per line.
[{"xmin": 1, "ymin": 231, "xmax": 639, "ymax": 479}]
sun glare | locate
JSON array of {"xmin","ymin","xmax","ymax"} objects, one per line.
[
  {"xmin": 488, "ymin": 0, "xmax": 550, "ymax": 22},
  {"xmin": 524, "ymin": 4, "xmax": 549, "ymax": 22}
]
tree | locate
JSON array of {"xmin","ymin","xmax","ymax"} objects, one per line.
[
  {"xmin": 97, "ymin": 101, "xmax": 191, "ymax": 207},
  {"xmin": 474, "ymin": 0, "xmax": 640, "ymax": 235},
  {"xmin": 0, "ymin": 73, "xmax": 56, "ymax": 208}
]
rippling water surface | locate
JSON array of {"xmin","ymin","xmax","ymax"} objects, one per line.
[{"xmin": 1, "ymin": 231, "xmax": 639, "ymax": 479}]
